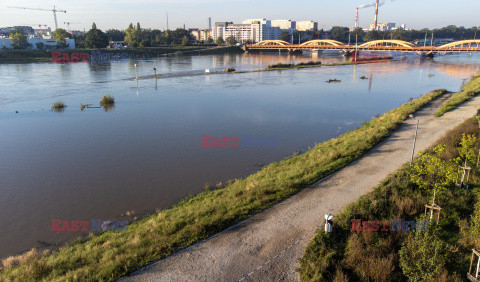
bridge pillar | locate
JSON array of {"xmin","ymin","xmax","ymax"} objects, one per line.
[{"xmin": 310, "ymin": 49, "xmax": 322, "ymax": 57}]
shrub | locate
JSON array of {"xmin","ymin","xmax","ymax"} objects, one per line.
[
  {"xmin": 51, "ymin": 101, "xmax": 66, "ymax": 112},
  {"xmin": 99, "ymin": 95, "xmax": 115, "ymax": 106}
]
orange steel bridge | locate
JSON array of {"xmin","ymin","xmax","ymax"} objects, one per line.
[{"xmin": 244, "ymin": 39, "xmax": 480, "ymax": 55}]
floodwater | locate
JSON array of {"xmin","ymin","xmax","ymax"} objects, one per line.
[{"xmin": 0, "ymin": 51, "xmax": 479, "ymax": 259}]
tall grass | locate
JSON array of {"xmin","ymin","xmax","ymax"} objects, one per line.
[
  {"xmin": 435, "ymin": 72, "xmax": 480, "ymax": 117},
  {"xmin": 51, "ymin": 101, "xmax": 66, "ymax": 112},
  {"xmin": 0, "ymin": 89, "xmax": 446, "ymax": 281},
  {"xmin": 297, "ymin": 117, "xmax": 480, "ymax": 281}
]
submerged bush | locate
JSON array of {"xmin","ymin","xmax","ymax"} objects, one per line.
[
  {"xmin": 51, "ymin": 101, "xmax": 66, "ymax": 112},
  {"xmin": 100, "ymin": 95, "xmax": 115, "ymax": 106}
]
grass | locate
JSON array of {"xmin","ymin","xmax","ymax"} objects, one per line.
[
  {"xmin": 297, "ymin": 117, "xmax": 480, "ymax": 281},
  {"xmin": 0, "ymin": 89, "xmax": 446, "ymax": 280},
  {"xmin": 51, "ymin": 101, "xmax": 66, "ymax": 112},
  {"xmin": 326, "ymin": 79, "xmax": 342, "ymax": 83},
  {"xmin": 435, "ymin": 72, "xmax": 480, "ymax": 117}
]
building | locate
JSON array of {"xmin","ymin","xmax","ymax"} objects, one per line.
[
  {"xmin": 370, "ymin": 23, "xmax": 396, "ymax": 31},
  {"xmin": 0, "ymin": 37, "xmax": 75, "ymax": 49},
  {"xmin": 190, "ymin": 29, "xmax": 213, "ymax": 42},
  {"xmin": 296, "ymin": 21, "xmax": 318, "ymax": 32},
  {"xmin": 213, "ymin": 20, "xmax": 282, "ymax": 43},
  {"xmin": 271, "ymin": 20, "xmax": 296, "ymax": 30},
  {"xmin": 34, "ymin": 28, "xmax": 52, "ymax": 39}
]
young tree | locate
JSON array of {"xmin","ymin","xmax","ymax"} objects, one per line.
[
  {"xmin": 10, "ymin": 30, "xmax": 29, "ymax": 49},
  {"xmin": 225, "ymin": 36, "xmax": 237, "ymax": 46},
  {"xmin": 85, "ymin": 23, "xmax": 109, "ymax": 48},
  {"xmin": 459, "ymin": 133, "xmax": 477, "ymax": 166},
  {"xmin": 53, "ymin": 28, "xmax": 69, "ymax": 45},
  {"xmin": 411, "ymin": 145, "xmax": 457, "ymax": 207},
  {"xmin": 215, "ymin": 37, "xmax": 225, "ymax": 45}
]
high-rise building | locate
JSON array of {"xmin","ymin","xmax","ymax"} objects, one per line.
[
  {"xmin": 271, "ymin": 20, "xmax": 296, "ymax": 30},
  {"xmin": 208, "ymin": 17, "xmax": 212, "ymax": 30},
  {"xmin": 213, "ymin": 20, "xmax": 282, "ymax": 43},
  {"xmin": 296, "ymin": 21, "xmax": 318, "ymax": 32}
]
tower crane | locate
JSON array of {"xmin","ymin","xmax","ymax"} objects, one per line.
[
  {"xmin": 8, "ymin": 6, "xmax": 67, "ymax": 30},
  {"xmin": 64, "ymin": 22, "xmax": 80, "ymax": 34}
]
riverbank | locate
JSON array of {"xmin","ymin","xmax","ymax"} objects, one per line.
[
  {"xmin": 0, "ymin": 46, "xmax": 243, "ymax": 63},
  {"xmin": 298, "ymin": 116, "xmax": 480, "ymax": 281},
  {"xmin": 436, "ymin": 72, "xmax": 480, "ymax": 117},
  {"xmin": 0, "ymin": 88, "xmax": 446, "ymax": 280}
]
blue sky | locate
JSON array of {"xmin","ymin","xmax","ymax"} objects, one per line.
[{"xmin": 1, "ymin": 0, "xmax": 478, "ymax": 31}]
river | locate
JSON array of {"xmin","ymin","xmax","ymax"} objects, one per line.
[{"xmin": 0, "ymin": 51, "xmax": 479, "ymax": 259}]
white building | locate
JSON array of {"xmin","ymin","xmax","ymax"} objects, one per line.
[
  {"xmin": 370, "ymin": 23, "xmax": 396, "ymax": 31},
  {"xmin": 213, "ymin": 20, "xmax": 282, "ymax": 43},
  {"xmin": 296, "ymin": 21, "xmax": 318, "ymax": 32},
  {"xmin": 0, "ymin": 38, "xmax": 75, "ymax": 49},
  {"xmin": 271, "ymin": 20, "xmax": 296, "ymax": 30}
]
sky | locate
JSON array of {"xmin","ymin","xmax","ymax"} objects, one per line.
[{"xmin": 0, "ymin": 0, "xmax": 478, "ymax": 32}]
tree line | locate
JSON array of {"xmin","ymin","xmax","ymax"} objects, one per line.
[{"xmin": 330, "ymin": 25, "xmax": 480, "ymax": 44}]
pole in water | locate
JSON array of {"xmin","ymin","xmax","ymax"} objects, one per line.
[{"xmin": 410, "ymin": 119, "xmax": 419, "ymax": 166}]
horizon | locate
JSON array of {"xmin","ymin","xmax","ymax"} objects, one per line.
[{"xmin": 0, "ymin": 0, "xmax": 478, "ymax": 32}]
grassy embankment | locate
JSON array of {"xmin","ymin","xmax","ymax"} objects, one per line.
[
  {"xmin": 0, "ymin": 89, "xmax": 446, "ymax": 280},
  {"xmin": 436, "ymin": 72, "xmax": 480, "ymax": 117},
  {"xmin": 297, "ymin": 117, "xmax": 480, "ymax": 281},
  {"xmin": 258, "ymin": 61, "xmax": 367, "ymax": 72},
  {"xmin": 0, "ymin": 46, "xmax": 243, "ymax": 63}
]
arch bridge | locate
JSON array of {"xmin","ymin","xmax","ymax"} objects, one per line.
[{"xmin": 245, "ymin": 39, "xmax": 480, "ymax": 53}]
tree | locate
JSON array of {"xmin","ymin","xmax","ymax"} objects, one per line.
[
  {"xmin": 281, "ymin": 31, "xmax": 291, "ymax": 43},
  {"xmin": 10, "ymin": 30, "xmax": 29, "ymax": 49},
  {"xmin": 330, "ymin": 26, "xmax": 350, "ymax": 43},
  {"xmin": 363, "ymin": 30, "xmax": 384, "ymax": 42},
  {"xmin": 124, "ymin": 23, "xmax": 141, "ymax": 47},
  {"xmin": 215, "ymin": 37, "xmax": 224, "ymax": 45},
  {"xmin": 350, "ymin": 27, "xmax": 365, "ymax": 43},
  {"xmin": 225, "ymin": 36, "xmax": 237, "ymax": 46},
  {"xmin": 206, "ymin": 37, "xmax": 213, "ymax": 44},
  {"xmin": 410, "ymin": 145, "xmax": 457, "ymax": 206},
  {"xmin": 85, "ymin": 23, "xmax": 109, "ymax": 48},
  {"xmin": 459, "ymin": 133, "xmax": 477, "ymax": 166},
  {"xmin": 399, "ymin": 227, "xmax": 446, "ymax": 281},
  {"xmin": 181, "ymin": 35, "xmax": 190, "ymax": 46},
  {"xmin": 53, "ymin": 28, "xmax": 69, "ymax": 45},
  {"xmin": 106, "ymin": 29, "xmax": 126, "ymax": 41}
]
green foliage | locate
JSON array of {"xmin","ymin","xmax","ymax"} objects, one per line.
[
  {"xmin": 331, "ymin": 26, "xmax": 350, "ymax": 42},
  {"xmin": 436, "ymin": 73, "xmax": 480, "ymax": 117},
  {"xmin": 363, "ymin": 30, "xmax": 385, "ymax": 42},
  {"xmin": 281, "ymin": 31, "xmax": 291, "ymax": 43},
  {"xmin": 206, "ymin": 37, "xmax": 213, "ymax": 44},
  {"xmin": 10, "ymin": 30, "xmax": 29, "ymax": 50},
  {"xmin": 52, "ymin": 28, "xmax": 69, "ymax": 45},
  {"xmin": 459, "ymin": 133, "xmax": 478, "ymax": 165},
  {"xmin": 410, "ymin": 145, "xmax": 457, "ymax": 203},
  {"xmin": 181, "ymin": 35, "xmax": 190, "ymax": 46},
  {"xmin": 106, "ymin": 29, "xmax": 126, "ymax": 41},
  {"xmin": 350, "ymin": 27, "xmax": 365, "ymax": 43},
  {"xmin": 85, "ymin": 23, "xmax": 109, "ymax": 48},
  {"xmin": 399, "ymin": 226, "xmax": 446, "ymax": 281},
  {"xmin": 225, "ymin": 36, "xmax": 237, "ymax": 46},
  {"xmin": 215, "ymin": 37, "xmax": 225, "ymax": 45}
]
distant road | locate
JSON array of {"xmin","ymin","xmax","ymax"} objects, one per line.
[{"xmin": 120, "ymin": 92, "xmax": 480, "ymax": 281}]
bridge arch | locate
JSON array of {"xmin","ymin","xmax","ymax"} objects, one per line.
[
  {"xmin": 358, "ymin": 40, "xmax": 416, "ymax": 48},
  {"xmin": 253, "ymin": 40, "xmax": 290, "ymax": 46},
  {"xmin": 299, "ymin": 39, "xmax": 346, "ymax": 47},
  {"xmin": 438, "ymin": 40, "xmax": 480, "ymax": 49}
]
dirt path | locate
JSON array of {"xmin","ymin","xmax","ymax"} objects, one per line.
[{"xmin": 121, "ymin": 93, "xmax": 480, "ymax": 282}]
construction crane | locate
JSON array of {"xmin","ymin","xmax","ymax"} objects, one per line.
[
  {"xmin": 8, "ymin": 6, "xmax": 67, "ymax": 30},
  {"xmin": 64, "ymin": 22, "xmax": 80, "ymax": 34}
]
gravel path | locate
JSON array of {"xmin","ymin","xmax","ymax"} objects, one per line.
[{"xmin": 121, "ymin": 93, "xmax": 480, "ymax": 282}]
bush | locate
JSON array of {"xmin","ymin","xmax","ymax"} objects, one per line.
[
  {"xmin": 51, "ymin": 101, "xmax": 66, "ymax": 112},
  {"xmin": 99, "ymin": 95, "xmax": 115, "ymax": 105}
]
